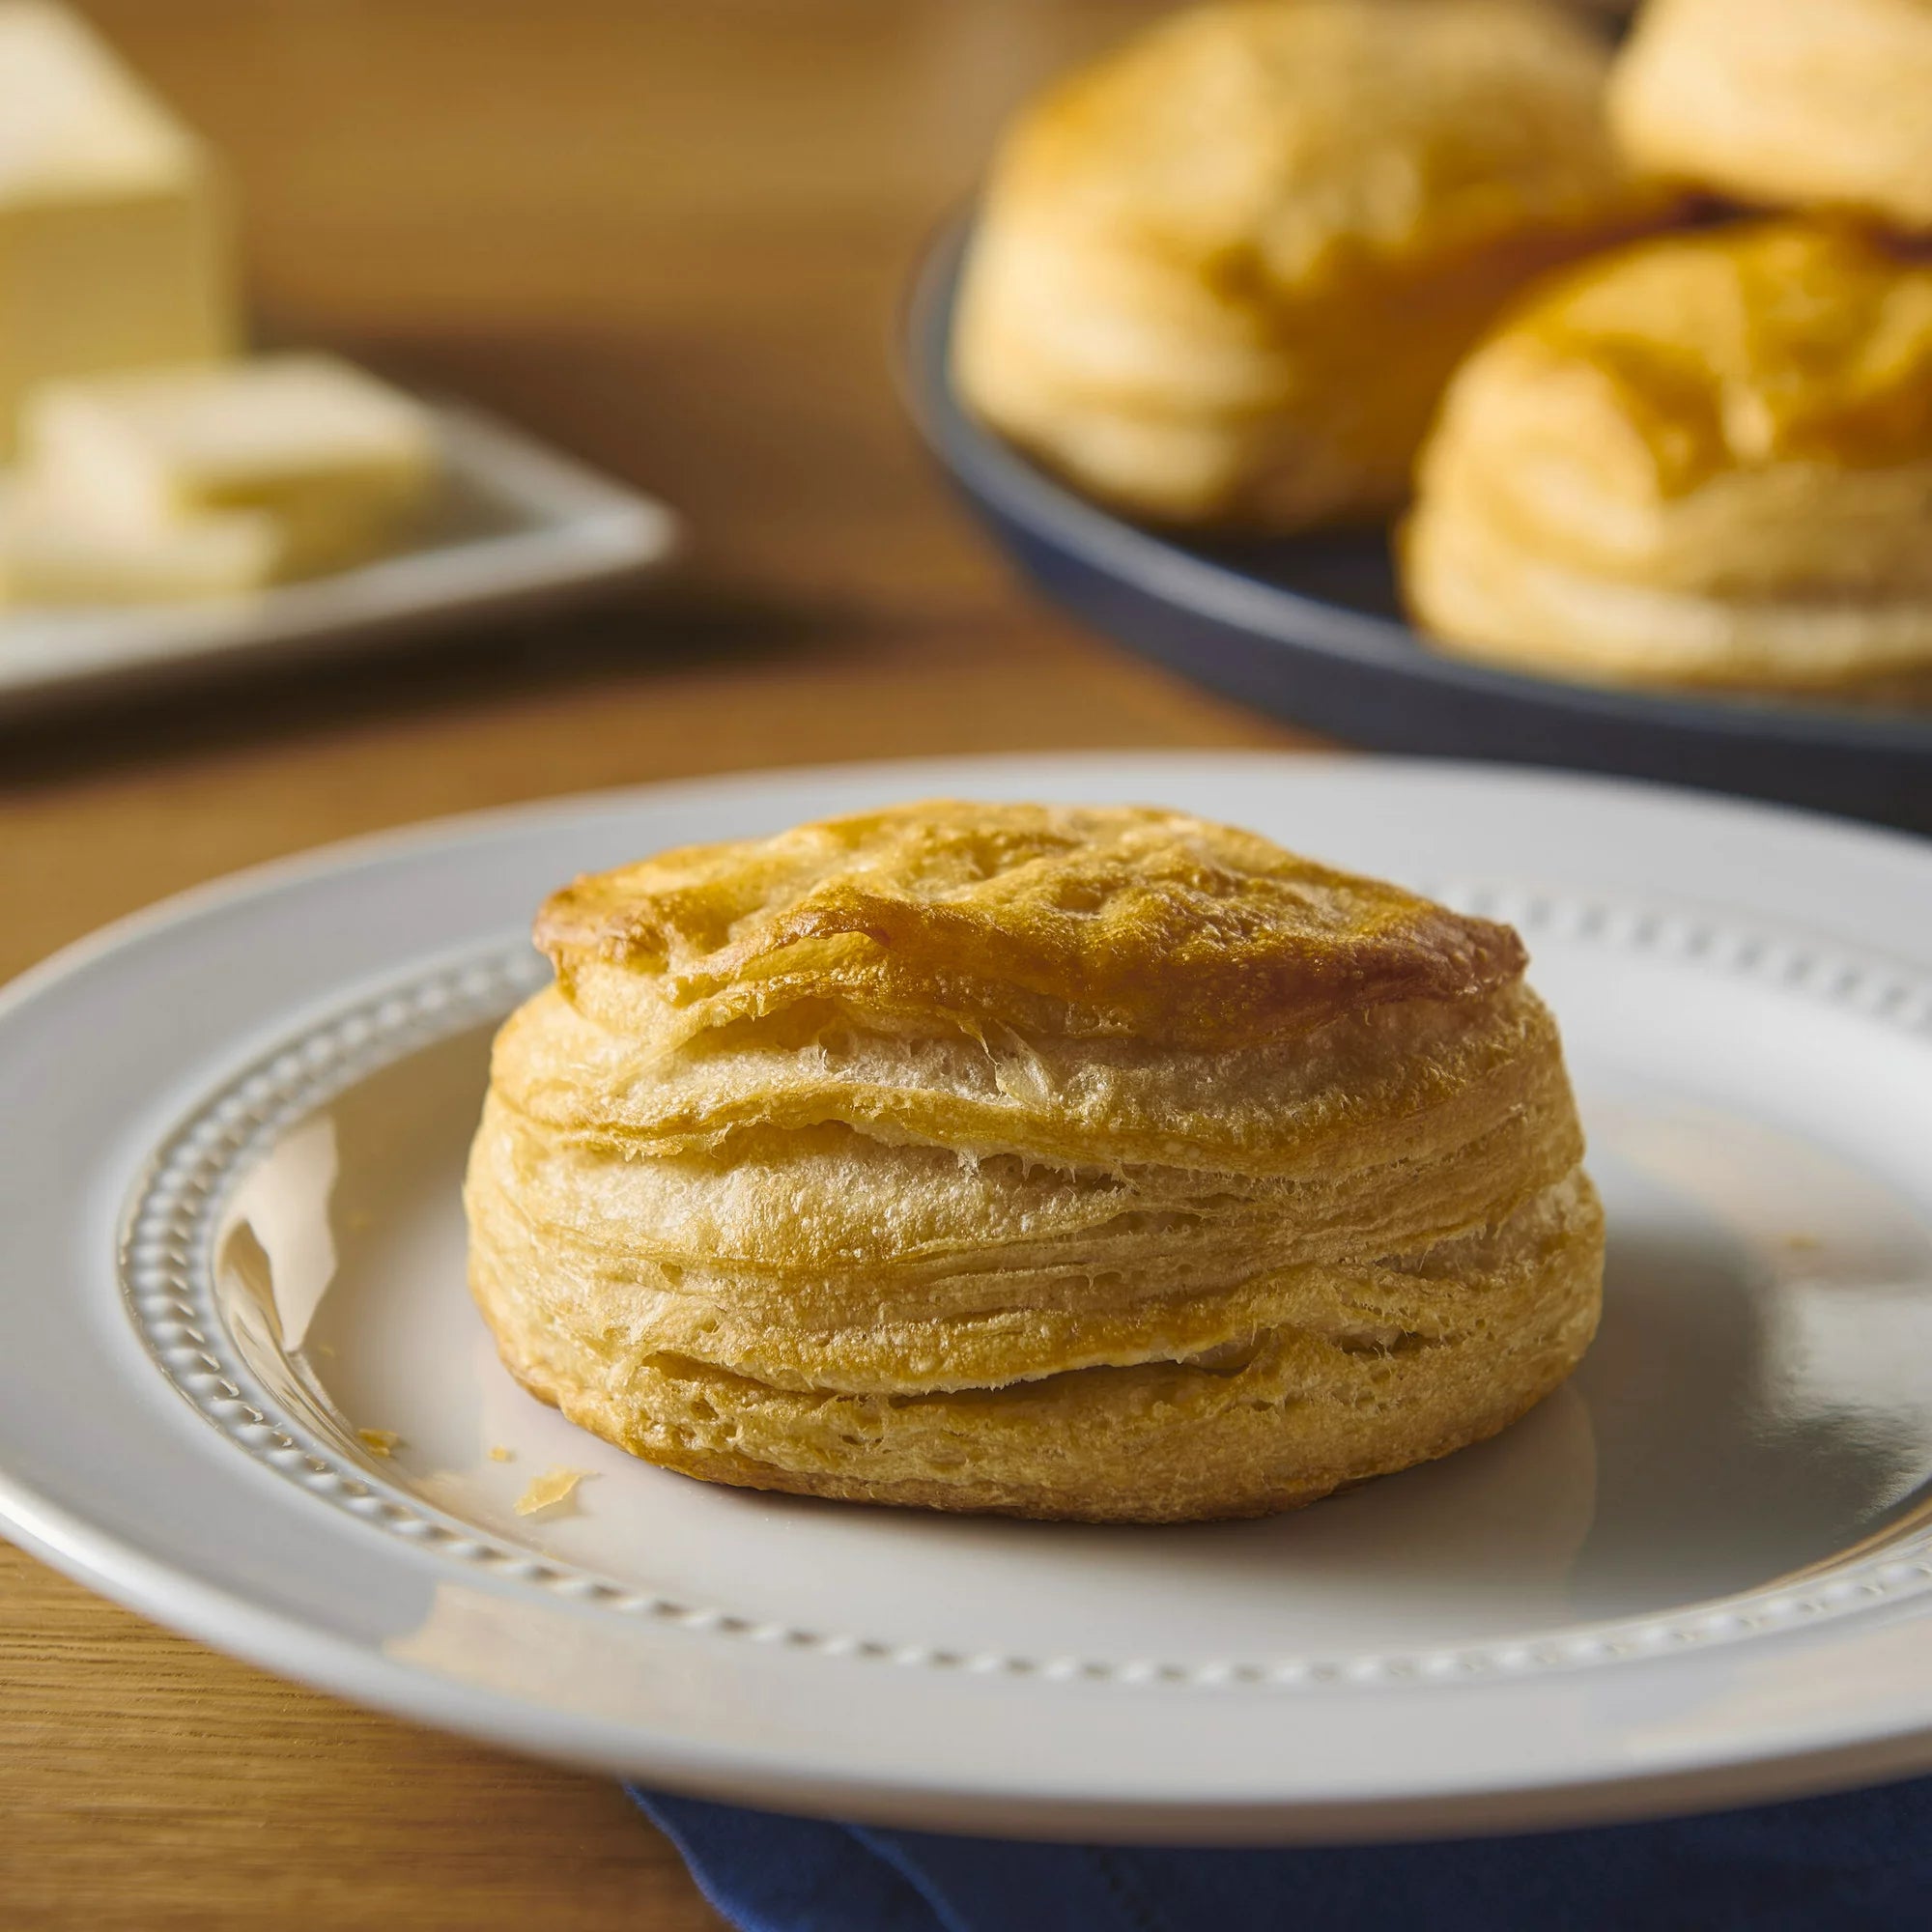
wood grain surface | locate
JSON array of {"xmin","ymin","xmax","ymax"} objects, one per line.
[{"xmin": 0, "ymin": 4, "xmax": 1310, "ymax": 1925}]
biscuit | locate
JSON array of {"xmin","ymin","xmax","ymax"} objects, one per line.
[
  {"xmin": 1403, "ymin": 222, "xmax": 1932, "ymax": 696},
  {"xmin": 952, "ymin": 0, "xmax": 1666, "ymax": 528},
  {"xmin": 1611, "ymin": 0, "xmax": 1932, "ymax": 233},
  {"xmin": 466, "ymin": 802, "xmax": 1602, "ymax": 1522}
]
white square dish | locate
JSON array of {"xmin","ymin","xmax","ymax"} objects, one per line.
[{"xmin": 0, "ymin": 398, "xmax": 679, "ymax": 716}]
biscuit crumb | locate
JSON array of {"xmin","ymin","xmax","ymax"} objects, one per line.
[
  {"xmin": 357, "ymin": 1428, "xmax": 400, "ymax": 1458},
  {"xmin": 488, "ymin": 1445, "xmax": 514, "ymax": 1463},
  {"xmin": 515, "ymin": 1467, "xmax": 589, "ymax": 1516}
]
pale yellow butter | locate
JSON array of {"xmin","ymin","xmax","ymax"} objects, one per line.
[
  {"xmin": 17, "ymin": 353, "xmax": 441, "ymax": 589},
  {"xmin": 0, "ymin": 3, "xmax": 236, "ymax": 455},
  {"xmin": 0, "ymin": 475, "xmax": 276, "ymax": 604}
]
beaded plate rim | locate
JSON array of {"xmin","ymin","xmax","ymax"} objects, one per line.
[{"xmin": 117, "ymin": 885, "xmax": 1932, "ymax": 1693}]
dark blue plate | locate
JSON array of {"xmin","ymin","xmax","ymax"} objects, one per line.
[{"xmin": 900, "ymin": 221, "xmax": 1932, "ymax": 834}]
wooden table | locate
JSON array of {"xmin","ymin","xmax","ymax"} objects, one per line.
[{"xmin": 0, "ymin": 4, "xmax": 1314, "ymax": 1925}]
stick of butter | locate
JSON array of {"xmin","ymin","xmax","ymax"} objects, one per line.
[
  {"xmin": 21, "ymin": 353, "xmax": 442, "ymax": 578},
  {"xmin": 0, "ymin": 3, "xmax": 237, "ymax": 454}
]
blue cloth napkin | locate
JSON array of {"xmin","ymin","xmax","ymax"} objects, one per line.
[{"xmin": 631, "ymin": 1779, "xmax": 1932, "ymax": 1931}]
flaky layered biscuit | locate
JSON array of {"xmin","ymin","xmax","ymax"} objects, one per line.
[
  {"xmin": 1403, "ymin": 222, "xmax": 1932, "ymax": 697},
  {"xmin": 1610, "ymin": 0, "xmax": 1932, "ymax": 233},
  {"xmin": 466, "ymin": 802, "xmax": 1603, "ymax": 1522},
  {"xmin": 952, "ymin": 0, "xmax": 1666, "ymax": 529}
]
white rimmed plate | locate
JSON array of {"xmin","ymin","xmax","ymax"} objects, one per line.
[
  {"xmin": 0, "ymin": 401, "xmax": 679, "ymax": 717},
  {"xmin": 7, "ymin": 753, "xmax": 1932, "ymax": 1843}
]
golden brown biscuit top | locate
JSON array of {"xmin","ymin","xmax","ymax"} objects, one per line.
[
  {"xmin": 989, "ymin": 0, "xmax": 1648, "ymax": 298},
  {"xmin": 536, "ymin": 801, "xmax": 1525, "ymax": 1051},
  {"xmin": 1507, "ymin": 223, "xmax": 1932, "ymax": 493}
]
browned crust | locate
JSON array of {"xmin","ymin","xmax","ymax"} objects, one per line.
[{"xmin": 534, "ymin": 801, "xmax": 1526, "ymax": 1051}]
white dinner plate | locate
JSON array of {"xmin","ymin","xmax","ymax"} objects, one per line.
[
  {"xmin": 7, "ymin": 753, "xmax": 1932, "ymax": 1843},
  {"xmin": 0, "ymin": 401, "xmax": 679, "ymax": 717}
]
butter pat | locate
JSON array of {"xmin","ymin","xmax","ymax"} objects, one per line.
[
  {"xmin": 0, "ymin": 3, "xmax": 236, "ymax": 454},
  {"xmin": 23, "ymin": 353, "xmax": 441, "ymax": 576},
  {"xmin": 0, "ymin": 476, "xmax": 276, "ymax": 604}
]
